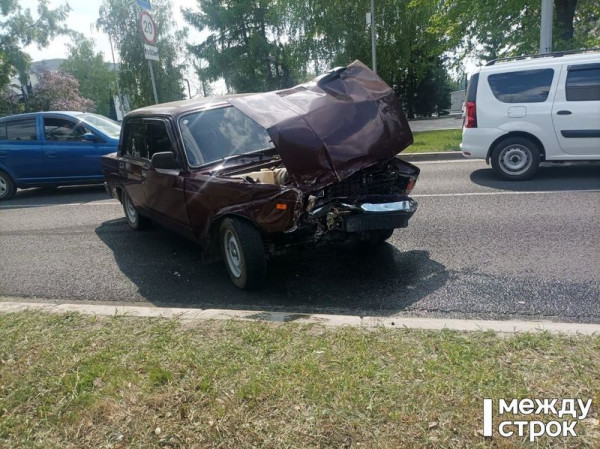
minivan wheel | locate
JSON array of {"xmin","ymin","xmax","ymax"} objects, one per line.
[
  {"xmin": 0, "ymin": 171, "xmax": 16, "ymax": 201},
  {"xmin": 122, "ymin": 191, "xmax": 150, "ymax": 230},
  {"xmin": 220, "ymin": 218, "xmax": 266, "ymax": 289},
  {"xmin": 491, "ymin": 137, "xmax": 541, "ymax": 181}
]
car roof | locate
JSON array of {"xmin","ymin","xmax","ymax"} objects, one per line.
[
  {"xmin": 0, "ymin": 111, "xmax": 89, "ymax": 122},
  {"xmin": 126, "ymin": 93, "xmax": 253, "ymax": 119},
  {"xmin": 475, "ymin": 51, "xmax": 600, "ymax": 74}
]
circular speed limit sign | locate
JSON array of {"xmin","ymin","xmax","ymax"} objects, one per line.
[{"xmin": 140, "ymin": 11, "xmax": 157, "ymax": 44}]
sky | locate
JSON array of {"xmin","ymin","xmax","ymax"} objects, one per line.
[{"xmin": 22, "ymin": 0, "xmax": 209, "ymax": 97}]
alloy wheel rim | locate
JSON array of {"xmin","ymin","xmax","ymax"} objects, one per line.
[
  {"xmin": 499, "ymin": 145, "xmax": 532, "ymax": 175},
  {"xmin": 224, "ymin": 230, "xmax": 242, "ymax": 278},
  {"xmin": 0, "ymin": 176, "xmax": 6, "ymax": 198}
]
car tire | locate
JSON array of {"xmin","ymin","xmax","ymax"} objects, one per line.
[
  {"xmin": 491, "ymin": 137, "xmax": 541, "ymax": 181},
  {"xmin": 122, "ymin": 191, "xmax": 150, "ymax": 230},
  {"xmin": 359, "ymin": 229, "xmax": 394, "ymax": 245},
  {"xmin": 220, "ymin": 218, "xmax": 266, "ymax": 289},
  {"xmin": 0, "ymin": 170, "xmax": 16, "ymax": 201}
]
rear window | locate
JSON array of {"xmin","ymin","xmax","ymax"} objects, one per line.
[
  {"xmin": 566, "ymin": 64, "xmax": 600, "ymax": 101},
  {"xmin": 487, "ymin": 69, "xmax": 554, "ymax": 103},
  {"xmin": 5, "ymin": 118, "xmax": 37, "ymax": 141},
  {"xmin": 466, "ymin": 73, "xmax": 479, "ymax": 102}
]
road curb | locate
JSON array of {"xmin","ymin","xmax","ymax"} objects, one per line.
[
  {"xmin": 400, "ymin": 151, "xmax": 466, "ymax": 162},
  {"xmin": 1, "ymin": 299, "xmax": 599, "ymax": 335}
]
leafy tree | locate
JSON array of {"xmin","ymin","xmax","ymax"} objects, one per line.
[
  {"xmin": 61, "ymin": 38, "xmax": 115, "ymax": 117},
  {"xmin": 0, "ymin": 86, "xmax": 23, "ymax": 115},
  {"xmin": 27, "ymin": 70, "xmax": 94, "ymax": 112},
  {"xmin": 97, "ymin": 0, "xmax": 186, "ymax": 108},
  {"xmin": 433, "ymin": 0, "xmax": 600, "ymax": 63},
  {"xmin": 280, "ymin": 0, "xmax": 451, "ymax": 117},
  {"xmin": 0, "ymin": 0, "xmax": 71, "ymax": 91},
  {"xmin": 183, "ymin": 0, "xmax": 298, "ymax": 93}
]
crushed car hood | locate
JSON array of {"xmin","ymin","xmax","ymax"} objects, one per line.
[{"xmin": 228, "ymin": 60, "xmax": 413, "ymax": 191}]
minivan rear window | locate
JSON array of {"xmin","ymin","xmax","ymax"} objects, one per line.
[
  {"xmin": 6, "ymin": 118, "xmax": 37, "ymax": 141},
  {"xmin": 487, "ymin": 69, "xmax": 554, "ymax": 103},
  {"xmin": 466, "ymin": 73, "xmax": 479, "ymax": 102},
  {"xmin": 566, "ymin": 65, "xmax": 600, "ymax": 101}
]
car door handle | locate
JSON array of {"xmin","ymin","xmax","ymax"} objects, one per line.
[
  {"xmin": 556, "ymin": 110, "xmax": 572, "ymax": 115},
  {"xmin": 47, "ymin": 151, "xmax": 58, "ymax": 158}
]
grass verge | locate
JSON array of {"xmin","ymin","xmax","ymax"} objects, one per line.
[
  {"xmin": 406, "ymin": 129, "xmax": 462, "ymax": 153},
  {"xmin": 0, "ymin": 311, "xmax": 599, "ymax": 447}
]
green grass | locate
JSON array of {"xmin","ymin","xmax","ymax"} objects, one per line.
[
  {"xmin": 0, "ymin": 311, "xmax": 599, "ymax": 447},
  {"xmin": 405, "ymin": 129, "xmax": 462, "ymax": 153}
]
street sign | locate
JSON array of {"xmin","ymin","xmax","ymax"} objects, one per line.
[
  {"xmin": 140, "ymin": 11, "xmax": 157, "ymax": 44},
  {"xmin": 136, "ymin": 0, "xmax": 151, "ymax": 10},
  {"xmin": 144, "ymin": 44, "xmax": 159, "ymax": 61}
]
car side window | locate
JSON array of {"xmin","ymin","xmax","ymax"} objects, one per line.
[
  {"xmin": 5, "ymin": 118, "xmax": 37, "ymax": 141},
  {"xmin": 44, "ymin": 117, "xmax": 91, "ymax": 142},
  {"xmin": 123, "ymin": 121, "xmax": 146, "ymax": 159},
  {"xmin": 487, "ymin": 69, "xmax": 554, "ymax": 103},
  {"xmin": 145, "ymin": 120, "xmax": 173, "ymax": 160},
  {"xmin": 0, "ymin": 123, "xmax": 6, "ymax": 140},
  {"xmin": 566, "ymin": 65, "xmax": 600, "ymax": 102}
]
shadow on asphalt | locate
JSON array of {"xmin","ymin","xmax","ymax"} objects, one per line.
[
  {"xmin": 95, "ymin": 218, "xmax": 449, "ymax": 316},
  {"xmin": 2, "ymin": 184, "xmax": 109, "ymax": 208},
  {"xmin": 470, "ymin": 162, "xmax": 600, "ymax": 192}
]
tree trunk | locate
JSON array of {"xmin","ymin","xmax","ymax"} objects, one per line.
[{"xmin": 554, "ymin": 0, "xmax": 577, "ymax": 43}]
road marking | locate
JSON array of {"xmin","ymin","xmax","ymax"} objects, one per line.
[
  {"xmin": 0, "ymin": 201, "xmax": 120, "ymax": 210},
  {"xmin": 412, "ymin": 189, "xmax": 600, "ymax": 198},
  {"xmin": 414, "ymin": 159, "xmax": 482, "ymax": 164},
  {"xmin": 2, "ymin": 189, "xmax": 598, "ymax": 209}
]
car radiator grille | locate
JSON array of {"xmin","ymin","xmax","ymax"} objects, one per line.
[{"xmin": 324, "ymin": 168, "xmax": 402, "ymax": 199}]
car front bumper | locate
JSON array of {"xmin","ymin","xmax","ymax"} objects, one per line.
[{"xmin": 342, "ymin": 199, "xmax": 418, "ymax": 232}]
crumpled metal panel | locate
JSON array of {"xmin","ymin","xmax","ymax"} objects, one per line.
[{"xmin": 229, "ymin": 60, "xmax": 413, "ymax": 191}]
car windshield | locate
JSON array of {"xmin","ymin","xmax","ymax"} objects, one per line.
[
  {"xmin": 77, "ymin": 113, "xmax": 121, "ymax": 138},
  {"xmin": 179, "ymin": 106, "xmax": 274, "ymax": 167}
]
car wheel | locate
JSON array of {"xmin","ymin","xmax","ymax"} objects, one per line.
[
  {"xmin": 122, "ymin": 191, "xmax": 150, "ymax": 230},
  {"xmin": 0, "ymin": 170, "xmax": 16, "ymax": 201},
  {"xmin": 359, "ymin": 229, "xmax": 394, "ymax": 245},
  {"xmin": 491, "ymin": 137, "xmax": 541, "ymax": 181},
  {"xmin": 220, "ymin": 218, "xmax": 266, "ymax": 289}
]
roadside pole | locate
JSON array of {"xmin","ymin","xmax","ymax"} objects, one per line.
[
  {"xmin": 540, "ymin": 0, "xmax": 553, "ymax": 53},
  {"xmin": 139, "ymin": 6, "xmax": 160, "ymax": 104},
  {"xmin": 370, "ymin": 0, "xmax": 377, "ymax": 74},
  {"xmin": 148, "ymin": 60, "xmax": 159, "ymax": 104},
  {"xmin": 108, "ymin": 34, "xmax": 125, "ymax": 119}
]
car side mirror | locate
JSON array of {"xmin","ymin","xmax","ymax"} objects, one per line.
[
  {"xmin": 151, "ymin": 151, "xmax": 179, "ymax": 170},
  {"xmin": 83, "ymin": 133, "xmax": 98, "ymax": 142}
]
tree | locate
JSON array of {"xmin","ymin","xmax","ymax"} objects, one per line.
[
  {"xmin": 432, "ymin": 0, "xmax": 600, "ymax": 64},
  {"xmin": 279, "ymin": 0, "xmax": 451, "ymax": 117},
  {"xmin": 27, "ymin": 70, "xmax": 94, "ymax": 112},
  {"xmin": 0, "ymin": 0, "xmax": 71, "ymax": 91},
  {"xmin": 183, "ymin": 0, "xmax": 298, "ymax": 93},
  {"xmin": 61, "ymin": 38, "xmax": 115, "ymax": 117},
  {"xmin": 97, "ymin": 0, "xmax": 186, "ymax": 108}
]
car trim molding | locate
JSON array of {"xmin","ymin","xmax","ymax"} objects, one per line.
[{"xmin": 560, "ymin": 129, "xmax": 600, "ymax": 138}]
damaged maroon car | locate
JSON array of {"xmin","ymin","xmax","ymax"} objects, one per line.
[{"xmin": 102, "ymin": 61, "xmax": 420, "ymax": 289}]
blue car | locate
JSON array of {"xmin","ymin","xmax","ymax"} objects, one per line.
[{"xmin": 0, "ymin": 111, "xmax": 121, "ymax": 200}]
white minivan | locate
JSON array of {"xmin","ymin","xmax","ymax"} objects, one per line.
[{"xmin": 461, "ymin": 50, "xmax": 600, "ymax": 180}]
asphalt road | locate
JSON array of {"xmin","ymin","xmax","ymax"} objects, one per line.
[{"xmin": 1, "ymin": 160, "xmax": 599, "ymax": 323}]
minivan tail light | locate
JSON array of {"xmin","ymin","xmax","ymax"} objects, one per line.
[{"xmin": 465, "ymin": 101, "xmax": 477, "ymax": 128}]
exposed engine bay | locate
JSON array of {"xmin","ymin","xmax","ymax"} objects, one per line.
[{"xmin": 230, "ymin": 166, "xmax": 289, "ymax": 185}]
